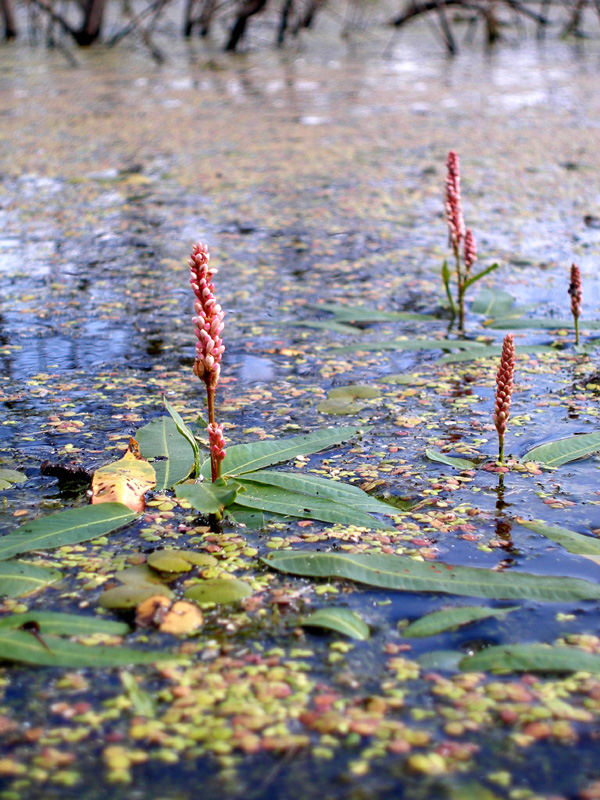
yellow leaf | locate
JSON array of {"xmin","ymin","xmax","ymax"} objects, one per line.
[{"xmin": 91, "ymin": 439, "xmax": 156, "ymax": 512}]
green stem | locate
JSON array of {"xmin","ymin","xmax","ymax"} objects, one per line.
[
  {"xmin": 498, "ymin": 434, "xmax": 505, "ymax": 464},
  {"xmin": 206, "ymin": 385, "xmax": 221, "ymax": 483},
  {"xmin": 454, "ymin": 248, "xmax": 465, "ymax": 333},
  {"xmin": 574, "ymin": 315, "xmax": 580, "ymax": 346}
]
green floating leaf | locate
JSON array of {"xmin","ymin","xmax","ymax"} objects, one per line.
[
  {"xmin": 517, "ymin": 518, "xmax": 600, "ymax": 556},
  {"xmin": 136, "ymin": 416, "xmax": 195, "ymax": 490},
  {"xmin": 98, "ymin": 584, "xmax": 174, "ymax": 610},
  {"xmin": 0, "ymin": 611, "xmax": 129, "ymax": 636},
  {"xmin": 121, "ymin": 672, "xmax": 156, "ymax": 717},
  {"xmin": 438, "ymin": 345, "xmax": 554, "ymax": 364},
  {"xmin": 0, "ymin": 630, "xmax": 170, "ymax": 667},
  {"xmin": 184, "ymin": 578, "xmax": 253, "ymax": 605},
  {"xmin": 210, "ymin": 426, "xmax": 367, "ymax": 479},
  {"xmin": 263, "ymin": 551, "xmax": 600, "ymax": 602},
  {"xmin": 441, "ymin": 260, "xmax": 455, "ymax": 314},
  {"xmin": 0, "ymin": 562, "xmax": 62, "ymax": 598},
  {"xmin": 317, "ymin": 398, "xmax": 366, "ymax": 415},
  {"xmin": 288, "ymin": 320, "xmax": 362, "ymax": 335},
  {"xmin": 487, "ymin": 317, "xmax": 600, "ymax": 330},
  {"xmin": 521, "ymin": 432, "xmax": 600, "ymax": 467},
  {"xmin": 163, "ymin": 397, "xmax": 201, "ymax": 477},
  {"xmin": 118, "ymin": 564, "xmax": 174, "ymax": 586},
  {"xmin": 0, "ymin": 503, "xmax": 138, "ymax": 562},
  {"xmin": 242, "ymin": 470, "xmax": 397, "ymax": 517},
  {"xmin": 0, "ymin": 470, "xmax": 27, "ymax": 491},
  {"xmin": 417, "ymin": 649, "xmax": 463, "ymax": 671},
  {"xmin": 236, "ymin": 481, "xmax": 394, "ymax": 530},
  {"xmin": 403, "ymin": 605, "xmax": 519, "ymax": 638},
  {"xmin": 175, "ymin": 480, "xmax": 240, "ymax": 514},
  {"xmin": 460, "ymin": 644, "xmax": 600, "ymax": 674},
  {"xmin": 380, "ymin": 374, "xmax": 425, "ymax": 385},
  {"xmin": 471, "ymin": 289, "xmax": 514, "ymax": 317},
  {"xmin": 335, "ymin": 338, "xmax": 485, "ymax": 354},
  {"xmin": 226, "ymin": 505, "xmax": 285, "ymax": 528},
  {"xmin": 303, "ymin": 608, "xmax": 370, "ymax": 640},
  {"xmin": 425, "ymin": 449, "xmax": 476, "ymax": 470},
  {"xmin": 328, "ymin": 385, "xmax": 381, "ymax": 399},
  {"xmin": 309, "ymin": 302, "xmax": 435, "ymax": 323},
  {"xmin": 147, "ymin": 549, "xmax": 218, "ymax": 573}
]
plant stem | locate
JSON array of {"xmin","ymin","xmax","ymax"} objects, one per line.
[
  {"xmin": 574, "ymin": 315, "xmax": 579, "ymax": 346},
  {"xmin": 454, "ymin": 246, "xmax": 465, "ymax": 332},
  {"xmin": 498, "ymin": 435, "xmax": 505, "ymax": 464},
  {"xmin": 206, "ymin": 386, "xmax": 222, "ymax": 482}
]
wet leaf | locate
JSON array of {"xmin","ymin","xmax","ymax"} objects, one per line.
[
  {"xmin": 471, "ymin": 289, "xmax": 514, "ymax": 316},
  {"xmin": 0, "ymin": 503, "xmax": 138, "ymax": 562},
  {"xmin": 336, "ymin": 338, "xmax": 485, "ymax": 354},
  {"xmin": 487, "ymin": 317, "xmax": 600, "ymax": 330},
  {"xmin": 521, "ymin": 432, "xmax": 600, "ymax": 467},
  {"xmin": 317, "ymin": 398, "xmax": 367, "ymax": 415},
  {"xmin": 91, "ymin": 440, "xmax": 156, "ymax": 512},
  {"xmin": 240, "ymin": 470, "xmax": 398, "ymax": 516},
  {"xmin": 303, "ymin": 608, "xmax": 370, "ymax": 640},
  {"xmin": 225, "ymin": 506, "xmax": 286, "ymax": 528},
  {"xmin": 235, "ymin": 481, "xmax": 395, "ymax": 529},
  {"xmin": 0, "ymin": 563, "xmax": 61, "ymax": 598},
  {"xmin": 135, "ymin": 596, "xmax": 204, "ymax": 634},
  {"xmin": 460, "ymin": 644, "xmax": 600, "ymax": 674},
  {"xmin": 210, "ymin": 426, "xmax": 368, "ymax": 478},
  {"xmin": 0, "ymin": 630, "xmax": 170, "ymax": 667},
  {"xmin": 517, "ymin": 518, "xmax": 600, "ymax": 555},
  {"xmin": 328, "ymin": 385, "xmax": 381, "ymax": 399},
  {"xmin": 120, "ymin": 672, "xmax": 156, "ymax": 717},
  {"xmin": 0, "ymin": 470, "xmax": 27, "ymax": 491},
  {"xmin": 309, "ymin": 303, "xmax": 435, "ymax": 322},
  {"xmin": 263, "ymin": 551, "xmax": 600, "ymax": 601},
  {"xmin": 0, "ymin": 612, "xmax": 129, "ymax": 636},
  {"xmin": 403, "ymin": 605, "xmax": 519, "ymax": 637},
  {"xmin": 118, "ymin": 564, "xmax": 175, "ymax": 586},
  {"xmin": 417, "ymin": 649, "xmax": 463, "ymax": 671},
  {"xmin": 288, "ymin": 320, "xmax": 361, "ymax": 334},
  {"xmin": 175, "ymin": 480, "xmax": 241, "ymax": 514},
  {"xmin": 136, "ymin": 416, "xmax": 195, "ymax": 490},
  {"xmin": 99, "ymin": 584, "xmax": 174, "ymax": 609},
  {"xmin": 425, "ymin": 449, "xmax": 476, "ymax": 469},
  {"xmin": 147, "ymin": 549, "xmax": 218, "ymax": 573},
  {"xmin": 184, "ymin": 578, "xmax": 253, "ymax": 605},
  {"xmin": 438, "ymin": 345, "xmax": 554, "ymax": 364},
  {"xmin": 163, "ymin": 397, "xmax": 202, "ymax": 476}
]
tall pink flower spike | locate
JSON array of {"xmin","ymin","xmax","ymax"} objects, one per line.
[
  {"xmin": 568, "ymin": 263, "xmax": 582, "ymax": 345},
  {"xmin": 445, "ymin": 150, "xmax": 466, "ymax": 254},
  {"xmin": 463, "ymin": 228, "xmax": 477, "ymax": 276},
  {"xmin": 493, "ymin": 333, "xmax": 515, "ymax": 463}
]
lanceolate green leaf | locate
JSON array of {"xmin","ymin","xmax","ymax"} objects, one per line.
[
  {"xmin": 289, "ymin": 320, "xmax": 362, "ymax": 335},
  {"xmin": 303, "ymin": 608, "xmax": 370, "ymax": 640},
  {"xmin": 236, "ymin": 482, "xmax": 394, "ymax": 530},
  {"xmin": 0, "ymin": 503, "xmax": 138, "ymax": 561},
  {"xmin": 209, "ymin": 427, "xmax": 367, "ymax": 479},
  {"xmin": 471, "ymin": 289, "xmax": 514, "ymax": 317},
  {"xmin": 486, "ymin": 318, "xmax": 600, "ymax": 330},
  {"xmin": 0, "ymin": 612, "xmax": 130, "ymax": 636},
  {"xmin": 309, "ymin": 303, "xmax": 435, "ymax": 322},
  {"xmin": 521, "ymin": 432, "xmax": 600, "ymax": 467},
  {"xmin": 438, "ymin": 345, "xmax": 554, "ymax": 364},
  {"xmin": 164, "ymin": 398, "xmax": 201, "ymax": 476},
  {"xmin": 517, "ymin": 518, "xmax": 600, "ymax": 555},
  {"xmin": 0, "ymin": 563, "xmax": 62, "ymax": 598},
  {"xmin": 175, "ymin": 481, "xmax": 240, "ymax": 514},
  {"xmin": 403, "ymin": 605, "xmax": 519, "ymax": 638},
  {"xmin": 441, "ymin": 260, "xmax": 456, "ymax": 313},
  {"xmin": 425, "ymin": 450, "xmax": 476, "ymax": 470},
  {"xmin": 463, "ymin": 262, "xmax": 499, "ymax": 291},
  {"xmin": 460, "ymin": 644, "xmax": 600, "ymax": 674},
  {"xmin": 238, "ymin": 470, "xmax": 398, "ymax": 516},
  {"xmin": 0, "ymin": 630, "xmax": 171, "ymax": 667},
  {"xmin": 263, "ymin": 551, "xmax": 600, "ymax": 602},
  {"xmin": 335, "ymin": 339, "xmax": 486, "ymax": 354},
  {"xmin": 136, "ymin": 416, "xmax": 195, "ymax": 489}
]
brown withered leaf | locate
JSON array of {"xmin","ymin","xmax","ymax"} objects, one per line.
[
  {"xmin": 91, "ymin": 439, "xmax": 156, "ymax": 512},
  {"xmin": 135, "ymin": 596, "xmax": 204, "ymax": 635}
]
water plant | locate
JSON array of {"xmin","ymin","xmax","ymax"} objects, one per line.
[
  {"xmin": 442, "ymin": 150, "xmax": 498, "ymax": 330},
  {"xmin": 493, "ymin": 332, "xmax": 515, "ymax": 463},
  {"xmin": 568, "ymin": 262, "xmax": 582, "ymax": 345}
]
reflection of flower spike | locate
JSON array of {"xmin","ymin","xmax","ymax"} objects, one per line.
[
  {"xmin": 189, "ymin": 242, "xmax": 225, "ymax": 393},
  {"xmin": 493, "ymin": 333, "xmax": 515, "ymax": 463},
  {"xmin": 207, "ymin": 423, "xmax": 226, "ymax": 482},
  {"xmin": 568, "ymin": 263, "xmax": 582, "ymax": 345},
  {"xmin": 464, "ymin": 228, "xmax": 477, "ymax": 276},
  {"xmin": 445, "ymin": 150, "xmax": 465, "ymax": 252}
]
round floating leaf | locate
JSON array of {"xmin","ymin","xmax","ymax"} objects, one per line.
[
  {"xmin": 0, "ymin": 470, "xmax": 27, "ymax": 490},
  {"xmin": 184, "ymin": 578, "xmax": 253, "ymax": 605},
  {"xmin": 303, "ymin": 608, "xmax": 370, "ymax": 640},
  {"xmin": 99, "ymin": 584, "xmax": 174, "ymax": 609},
  {"xmin": 328, "ymin": 385, "xmax": 380, "ymax": 399},
  {"xmin": 317, "ymin": 398, "xmax": 367, "ymax": 415},
  {"xmin": 403, "ymin": 605, "xmax": 519, "ymax": 638},
  {"xmin": 147, "ymin": 549, "xmax": 218, "ymax": 573},
  {"xmin": 118, "ymin": 564, "xmax": 175, "ymax": 586},
  {"xmin": 521, "ymin": 432, "xmax": 600, "ymax": 467}
]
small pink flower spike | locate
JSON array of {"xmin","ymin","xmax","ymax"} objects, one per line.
[
  {"xmin": 189, "ymin": 242, "xmax": 225, "ymax": 394},
  {"xmin": 207, "ymin": 423, "xmax": 226, "ymax": 483},
  {"xmin": 568, "ymin": 263, "xmax": 582, "ymax": 345},
  {"xmin": 445, "ymin": 150, "xmax": 466, "ymax": 253},
  {"xmin": 493, "ymin": 333, "xmax": 515, "ymax": 463},
  {"xmin": 464, "ymin": 228, "xmax": 477, "ymax": 276}
]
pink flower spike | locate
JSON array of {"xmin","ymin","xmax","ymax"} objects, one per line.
[
  {"xmin": 493, "ymin": 333, "xmax": 515, "ymax": 462},
  {"xmin": 445, "ymin": 150, "xmax": 466, "ymax": 252},
  {"xmin": 189, "ymin": 241, "xmax": 225, "ymax": 393},
  {"xmin": 568, "ymin": 262, "xmax": 583, "ymax": 345},
  {"xmin": 208, "ymin": 422, "xmax": 226, "ymax": 482},
  {"xmin": 464, "ymin": 228, "xmax": 477, "ymax": 275}
]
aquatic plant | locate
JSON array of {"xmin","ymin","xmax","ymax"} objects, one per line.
[
  {"xmin": 442, "ymin": 150, "xmax": 498, "ymax": 330},
  {"xmin": 493, "ymin": 332, "xmax": 515, "ymax": 463},
  {"xmin": 189, "ymin": 241, "xmax": 226, "ymax": 481},
  {"xmin": 568, "ymin": 262, "xmax": 582, "ymax": 345}
]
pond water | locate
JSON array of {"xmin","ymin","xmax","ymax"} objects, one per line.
[{"xmin": 2, "ymin": 17, "xmax": 600, "ymax": 800}]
